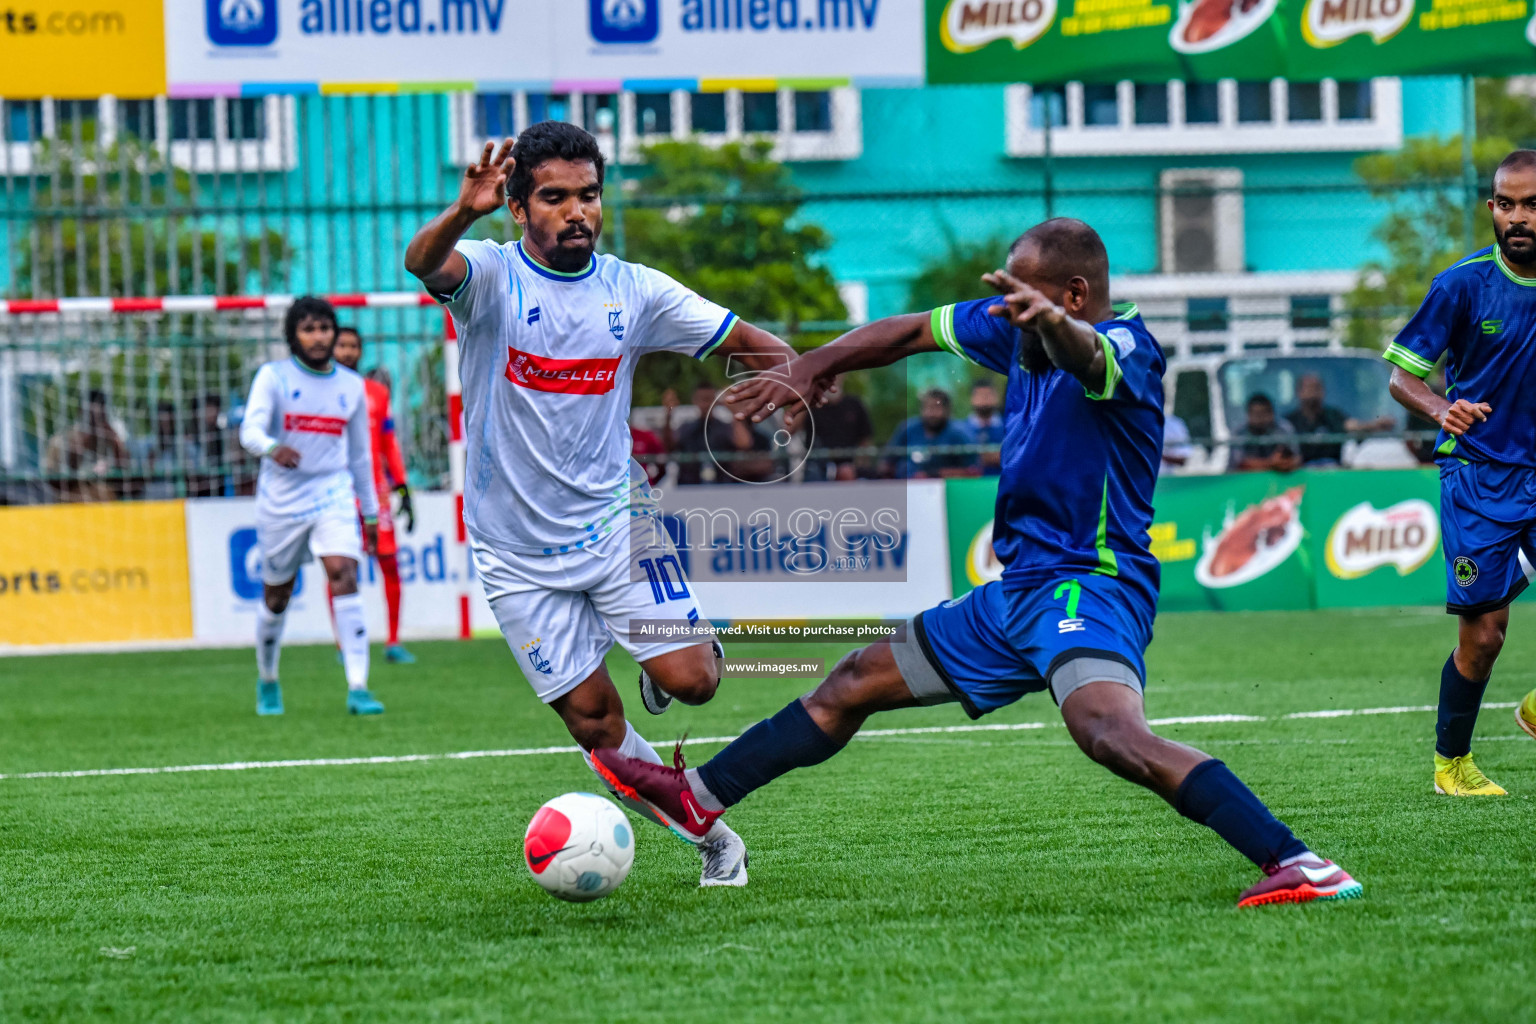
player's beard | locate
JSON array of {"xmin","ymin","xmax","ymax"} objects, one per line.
[
  {"xmin": 1496, "ymin": 222, "xmax": 1536, "ymax": 267},
  {"xmin": 548, "ymin": 227, "xmax": 595, "ymax": 272},
  {"xmin": 1016, "ymin": 328, "xmax": 1052, "ymax": 375}
]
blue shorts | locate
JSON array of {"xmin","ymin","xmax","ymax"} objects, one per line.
[
  {"xmin": 1440, "ymin": 460, "xmax": 1536, "ymax": 615},
  {"xmin": 891, "ymin": 577, "xmax": 1152, "ymax": 719}
]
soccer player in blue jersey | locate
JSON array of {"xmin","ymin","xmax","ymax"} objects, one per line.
[
  {"xmin": 1386, "ymin": 150, "xmax": 1536, "ymax": 794},
  {"xmin": 593, "ymin": 219, "xmax": 1362, "ymax": 907}
]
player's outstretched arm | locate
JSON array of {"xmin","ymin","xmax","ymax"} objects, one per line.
[
  {"xmin": 726, "ymin": 312, "xmax": 939, "ymax": 428},
  {"xmin": 1388, "ymin": 365, "xmax": 1490, "ymax": 437},
  {"xmin": 983, "ymin": 270, "xmax": 1106, "ymax": 393},
  {"xmin": 404, "ymin": 138, "xmax": 514, "ymax": 296}
]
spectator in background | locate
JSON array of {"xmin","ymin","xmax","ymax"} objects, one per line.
[
  {"xmin": 966, "ymin": 381, "xmax": 1004, "ymax": 476},
  {"xmin": 131, "ymin": 399, "xmax": 202, "ymax": 500},
  {"xmin": 1284, "ymin": 373, "xmax": 1396, "ymax": 466},
  {"xmin": 885, "ymin": 388, "xmax": 978, "ymax": 479},
  {"xmin": 43, "ymin": 389, "xmax": 128, "ymax": 502},
  {"xmin": 1230, "ymin": 392, "xmax": 1301, "ymax": 473},
  {"xmin": 805, "ymin": 374, "xmax": 873, "ymax": 481},
  {"xmin": 189, "ymin": 393, "xmax": 230, "ymax": 498},
  {"xmin": 1161, "ymin": 381, "xmax": 1193, "ymax": 476},
  {"xmin": 664, "ymin": 382, "xmax": 777, "ymax": 484},
  {"xmin": 630, "ymin": 418, "xmax": 667, "ymax": 487}
]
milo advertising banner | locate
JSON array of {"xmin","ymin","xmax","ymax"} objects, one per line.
[
  {"xmin": 945, "ymin": 468, "xmax": 1448, "ymax": 612},
  {"xmin": 925, "ymin": 0, "xmax": 1536, "ymax": 84}
]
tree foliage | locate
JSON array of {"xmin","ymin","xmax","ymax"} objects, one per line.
[
  {"xmin": 1346, "ymin": 80, "xmax": 1536, "ymax": 350},
  {"xmin": 12, "ymin": 134, "xmax": 289, "ymax": 298},
  {"xmin": 619, "ymin": 139, "xmax": 847, "ymax": 403},
  {"xmin": 906, "ymin": 232, "xmax": 1011, "ymax": 313}
]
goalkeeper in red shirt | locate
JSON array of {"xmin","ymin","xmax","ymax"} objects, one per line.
[{"xmin": 333, "ymin": 325, "xmax": 416, "ymax": 664}]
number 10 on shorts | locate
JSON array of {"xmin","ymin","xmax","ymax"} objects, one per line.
[{"xmin": 638, "ymin": 556, "xmax": 690, "ymax": 605}]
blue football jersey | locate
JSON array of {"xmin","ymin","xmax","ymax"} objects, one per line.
[
  {"xmin": 929, "ymin": 298, "xmax": 1166, "ymax": 620},
  {"xmin": 1386, "ymin": 246, "xmax": 1536, "ymax": 467}
]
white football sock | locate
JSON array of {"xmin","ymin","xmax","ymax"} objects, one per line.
[
  {"xmin": 584, "ymin": 720, "xmax": 667, "ymax": 828},
  {"xmin": 255, "ymin": 603, "xmax": 285, "ymax": 682},
  {"xmin": 331, "ymin": 592, "xmax": 370, "ymax": 691}
]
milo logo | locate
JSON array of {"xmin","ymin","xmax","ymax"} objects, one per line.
[
  {"xmin": 940, "ymin": 0, "xmax": 1057, "ymax": 53},
  {"xmin": 1325, "ymin": 499, "xmax": 1438, "ymax": 580},
  {"xmin": 966, "ymin": 519, "xmax": 1004, "ymax": 587},
  {"xmin": 1302, "ymin": 0, "xmax": 1413, "ymax": 47}
]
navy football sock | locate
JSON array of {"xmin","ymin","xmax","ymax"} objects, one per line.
[
  {"xmin": 1174, "ymin": 759, "xmax": 1309, "ymax": 869},
  {"xmin": 1435, "ymin": 651, "xmax": 1489, "ymax": 759},
  {"xmin": 694, "ymin": 699, "xmax": 845, "ymax": 808}
]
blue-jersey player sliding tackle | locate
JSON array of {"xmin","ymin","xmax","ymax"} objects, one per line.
[
  {"xmin": 594, "ymin": 219, "xmax": 1363, "ymax": 907},
  {"xmin": 405, "ymin": 122, "xmax": 810, "ymax": 886},
  {"xmin": 1385, "ymin": 148, "xmax": 1536, "ymax": 795}
]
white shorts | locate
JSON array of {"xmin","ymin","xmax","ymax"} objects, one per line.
[
  {"xmin": 472, "ymin": 516, "xmax": 710, "ymax": 703},
  {"xmin": 258, "ymin": 510, "xmax": 365, "ymax": 586}
]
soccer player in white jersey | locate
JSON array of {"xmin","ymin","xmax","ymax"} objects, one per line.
[
  {"xmin": 239, "ymin": 296, "xmax": 386, "ymax": 718},
  {"xmin": 405, "ymin": 121, "xmax": 803, "ymax": 887}
]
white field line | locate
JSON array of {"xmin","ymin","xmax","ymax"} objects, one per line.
[{"xmin": 0, "ymin": 702, "xmax": 1522, "ymax": 782}]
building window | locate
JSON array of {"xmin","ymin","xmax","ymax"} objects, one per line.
[
  {"xmin": 1083, "ymin": 84, "xmax": 1119, "ymax": 127},
  {"xmin": 1006, "ymin": 79, "xmax": 1400, "ymax": 156},
  {"xmin": 742, "ymin": 92, "xmax": 779, "ymax": 133},
  {"xmin": 1134, "ymin": 84, "xmax": 1169, "ymax": 126},
  {"xmin": 1185, "ymin": 83, "xmax": 1220, "ymax": 124},
  {"xmin": 690, "ymin": 92, "xmax": 727, "ymax": 134},
  {"xmin": 1188, "ymin": 297, "xmax": 1230, "ymax": 333},
  {"xmin": 526, "ymin": 93, "xmax": 570, "ymax": 125},
  {"xmin": 1287, "ymin": 82, "xmax": 1322, "ymax": 123},
  {"xmin": 453, "ymin": 88, "xmax": 861, "ymax": 165},
  {"xmin": 634, "ymin": 93, "xmax": 672, "ymax": 136},
  {"xmin": 1337, "ymin": 80, "xmax": 1372, "ymax": 120},
  {"xmin": 1290, "ymin": 294, "xmax": 1332, "ymax": 329},
  {"xmin": 793, "ymin": 90, "xmax": 832, "ymax": 132},
  {"xmin": 1237, "ymin": 81, "xmax": 1272, "ymax": 123},
  {"xmin": 474, "ymin": 93, "xmax": 516, "ymax": 138},
  {"xmin": 2, "ymin": 97, "xmax": 294, "ymax": 175},
  {"xmin": 1030, "ymin": 88, "xmax": 1065, "ymax": 128}
]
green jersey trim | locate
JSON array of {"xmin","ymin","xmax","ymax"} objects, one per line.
[
  {"xmin": 1092, "ymin": 478, "xmax": 1119, "ymax": 577},
  {"xmin": 1112, "ymin": 301, "xmax": 1139, "ymax": 320},
  {"xmin": 1084, "ymin": 331, "xmax": 1122, "ymax": 400},
  {"xmin": 290, "ymin": 355, "xmax": 337, "ymax": 378},
  {"xmin": 929, "ymin": 305, "xmax": 981, "ymax": 366},
  {"xmin": 1383, "ymin": 343, "xmax": 1434, "ymax": 378},
  {"xmin": 1494, "ymin": 249, "xmax": 1536, "ymax": 287},
  {"xmin": 1452, "ymin": 252, "xmax": 1494, "ymax": 270}
]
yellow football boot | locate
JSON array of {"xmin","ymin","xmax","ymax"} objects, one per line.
[
  {"xmin": 1516, "ymin": 690, "xmax": 1536, "ymax": 742},
  {"xmin": 1434, "ymin": 752, "xmax": 1506, "ymax": 796}
]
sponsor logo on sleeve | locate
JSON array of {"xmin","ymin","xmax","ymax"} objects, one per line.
[{"xmin": 1325, "ymin": 499, "xmax": 1439, "ymax": 580}]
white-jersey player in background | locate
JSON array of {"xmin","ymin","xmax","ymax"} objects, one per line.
[
  {"xmin": 239, "ymin": 296, "xmax": 386, "ymax": 717},
  {"xmin": 405, "ymin": 122, "xmax": 806, "ymax": 887}
]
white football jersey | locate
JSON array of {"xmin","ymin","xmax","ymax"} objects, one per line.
[
  {"xmin": 239, "ymin": 357, "xmax": 379, "ymax": 522},
  {"xmin": 443, "ymin": 239, "xmax": 736, "ymax": 555}
]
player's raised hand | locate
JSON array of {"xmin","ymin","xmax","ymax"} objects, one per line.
[
  {"xmin": 1441, "ymin": 399, "xmax": 1492, "ymax": 436},
  {"xmin": 458, "ymin": 138, "xmax": 515, "ymax": 217},
  {"xmin": 270, "ymin": 445, "xmax": 301, "ymax": 468},
  {"xmin": 983, "ymin": 269, "xmax": 1065, "ymax": 329}
]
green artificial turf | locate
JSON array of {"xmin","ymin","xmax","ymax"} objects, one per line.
[{"xmin": 1, "ymin": 606, "xmax": 1533, "ymax": 1022}]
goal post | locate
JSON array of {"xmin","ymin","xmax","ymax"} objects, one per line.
[{"xmin": 0, "ymin": 291, "xmax": 471, "ymax": 643}]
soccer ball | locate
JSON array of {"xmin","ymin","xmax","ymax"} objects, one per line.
[{"xmin": 523, "ymin": 792, "xmax": 634, "ymax": 902}]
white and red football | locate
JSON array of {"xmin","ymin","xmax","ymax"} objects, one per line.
[{"xmin": 523, "ymin": 792, "xmax": 634, "ymax": 902}]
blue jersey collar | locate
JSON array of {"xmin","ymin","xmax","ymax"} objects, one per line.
[{"xmin": 516, "ymin": 241, "xmax": 596, "ymax": 282}]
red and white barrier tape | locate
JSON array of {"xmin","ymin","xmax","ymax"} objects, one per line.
[{"xmin": 0, "ymin": 293, "xmax": 439, "ymax": 315}]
